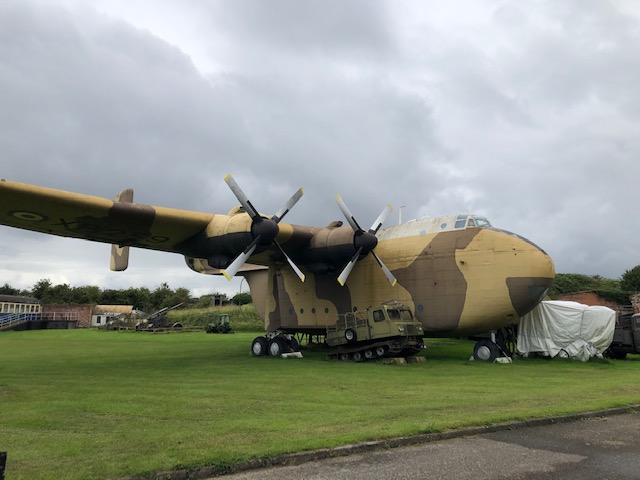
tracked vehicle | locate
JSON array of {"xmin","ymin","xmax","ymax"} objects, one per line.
[{"xmin": 326, "ymin": 301, "xmax": 424, "ymax": 361}]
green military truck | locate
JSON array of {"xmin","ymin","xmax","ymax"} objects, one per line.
[
  {"xmin": 326, "ymin": 301, "xmax": 424, "ymax": 361},
  {"xmin": 605, "ymin": 313, "xmax": 640, "ymax": 359}
]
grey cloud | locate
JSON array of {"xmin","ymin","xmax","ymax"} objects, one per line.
[{"xmin": 2, "ymin": 0, "xmax": 640, "ymax": 295}]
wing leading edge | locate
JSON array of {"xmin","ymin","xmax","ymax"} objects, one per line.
[
  {"xmin": 0, "ymin": 179, "xmax": 214, "ymax": 253},
  {"xmin": 0, "ymin": 178, "xmax": 397, "ymax": 286}
]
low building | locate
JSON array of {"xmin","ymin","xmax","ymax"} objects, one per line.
[
  {"xmin": 42, "ymin": 304, "xmax": 92, "ymax": 328},
  {"xmin": 42, "ymin": 304, "xmax": 134, "ymax": 328},
  {"xmin": 556, "ymin": 291, "xmax": 632, "ymax": 317},
  {"xmin": 92, "ymin": 305, "xmax": 133, "ymax": 327}
]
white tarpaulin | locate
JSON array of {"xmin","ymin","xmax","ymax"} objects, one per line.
[{"xmin": 517, "ymin": 300, "xmax": 616, "ymax": 361}]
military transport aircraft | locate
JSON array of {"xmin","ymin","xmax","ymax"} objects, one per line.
[{"xmin": 0, "ymin": 176, "xmax": 555, "ymax": 360}]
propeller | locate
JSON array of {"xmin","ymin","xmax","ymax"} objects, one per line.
[
  {"xmin": 335, "ymin": 195, "xmax": 397, "ymax": 287},
  {"xmin": 222, "ymin": 174, "xmax": 305, "ymax": 282}
]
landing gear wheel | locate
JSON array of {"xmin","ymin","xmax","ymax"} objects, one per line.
[
  {"xmin": 268, "ymin": 336, "xmax": 287, "ymax": 356},
  {"xmin": 353, "ymin": 351, "xmax": 363, "ymax": 362},
  {"xmin": 344, "ymin": 328, "xmax": 357, "ymax": 343},
  {"xmin": 364, "ymin": 349, "xmax": 374, "ymax": 360},
  {"xmin": 250, "ymin": 336, "xmax": 268, "ymax": 357},
  {"xmin": 375, "ymin": 346, "xmax": 386, "ymax": 357},
  {"xmin": 473, "ymin": 339, "xmax": 500, "ymax": 361}
]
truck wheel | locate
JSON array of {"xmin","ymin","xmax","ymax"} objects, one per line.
[
  {"xmin": 364, "ymin": 349, "xmax": 374, "ymax": 359},
  {"xmin": 268, "ymin": 336, "xmax": 287, "ymax": 356},
  {"xmin": 473, "ymin": 339, "xmax": 500, "ymax": 361},
  {"xmin": 375, "ymin": 346, "xmax": 386, "ymax": 357},
  {"xmin": 344, "ymin": 328, "xmax": 357, "ymax": 343},
  {"xmin": 353, "ymin": 351, "xmax": 363, "ymax": 362},
  {"xmin": 250, "ymin": 336, "xmax": 268, "ymax": 357}
]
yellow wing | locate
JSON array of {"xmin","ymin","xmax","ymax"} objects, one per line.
[{"xmin": 0, "ymin": 179, "xmax": 214, "ymax": 253}]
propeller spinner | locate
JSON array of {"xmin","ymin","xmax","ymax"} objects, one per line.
[
  {"xmin": 335, "ymin": 195, "xmax": 397, "ymax": 287},
  {"xmin": 222, "ymin": 174, "xmax": 305, "ymax": 282}
]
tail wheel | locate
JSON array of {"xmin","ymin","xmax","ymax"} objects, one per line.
[
  {"xmin": 250, "ymin": 336, "xmax": 268, "ymax": 357},
  {"xmin": 344, "ymin": 328, "xmax": 357, "ymax": 343},
  {"xmin": 375, "ymin": 346, "xmax": 386, "ymax": 357}
]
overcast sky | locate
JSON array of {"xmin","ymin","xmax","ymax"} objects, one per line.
[{"xmin": 1, "ymin": 0, "xmax": 640, "ymax": 298}]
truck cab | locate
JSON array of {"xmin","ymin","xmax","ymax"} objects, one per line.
[{"xmin": 325, "ymin": 301, "xmax": 424, "ymax": 361}]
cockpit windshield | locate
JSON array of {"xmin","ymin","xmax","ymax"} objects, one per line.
[
  {"xmin": 454, "ymin": 215, "xmax": 492, "ymax": 229},
  {"xmin": 472, "ymin": 216, "xmax": 491, "ymax": 228}
]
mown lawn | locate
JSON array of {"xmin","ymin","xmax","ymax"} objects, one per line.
[{"xmin": 0, "ymin": 330, "xmax": 639, "ymax": 479}]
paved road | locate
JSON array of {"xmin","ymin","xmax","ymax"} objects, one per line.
[{"xmin": 214, "ymin": 412, "xmax": 640, "ymax": 479}]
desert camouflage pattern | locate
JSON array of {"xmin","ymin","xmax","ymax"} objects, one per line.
[{"xmin": 0, "ymin": 179, "xmax": 555, "ymax": 337}]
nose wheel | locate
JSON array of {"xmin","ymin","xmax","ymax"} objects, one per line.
[{"xmin": 473, "ymin": 339, "xmax": 501, "ymax": 361}]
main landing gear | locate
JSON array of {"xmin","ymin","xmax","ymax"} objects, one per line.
[
  {"xmin": 472, "ymin": 328, "xmax": 514, "ymax": 361},
  {"xmin": 250, "ymin": 332, "xmax": 300, "ymax": 357},
  {"xmin": 473, "ymin": 339, "xmax": 502, "ymax": 361}
]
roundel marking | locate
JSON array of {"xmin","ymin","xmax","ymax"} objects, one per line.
[{"xmin": 9, "ymin": 211, "xmax": 48, "ymax": 222}]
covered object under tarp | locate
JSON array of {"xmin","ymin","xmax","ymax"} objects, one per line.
[{"xmin": 517, "ymin": 300, "xmax": 616, "ymax": 361}]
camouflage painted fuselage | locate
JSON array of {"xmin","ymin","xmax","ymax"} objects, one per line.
[
  {"xmin": 243, "ymin": 220, "xmax": 554, "ymax": 337},
  {"xmin": 0, "ymin": 180, "xmax": 554, "ymax": 338}
]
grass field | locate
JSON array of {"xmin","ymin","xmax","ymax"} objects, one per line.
[{"xmin": 0, "ymin": 330, "xmax": 639, "ymax": 480}]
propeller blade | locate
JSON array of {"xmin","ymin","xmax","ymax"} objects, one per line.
[
  {"xmin": 275, "ymin": 240, "xmax": 306, "ymax": 282},
  {"xmin": 222, "ymin": 175, "xmax": 306, "ymax": 282},
  {"xmin": 222, "ymin": 236, "xmax": 260, "ymax": 281},
  {"xmin": 335, "ymin": 195, "xmax": 362, "ymax": 232},
  {"xmin": 224, "ymin": 173, "xmax": 260, "ymax": 219},
  {"xmin": 337, "ymin": 247, "xmax": 362, "ymax": 286},
  {"xmin": 272, "ymin": 187, "xmax": 304, "ymax": 223},
  {"xmin": 369, "ymin": 204, "xmax": 393, "ymax": 234},
  {"xmin": 333, "ymin": 194, "xmax": 397, "ymax": 287},
  {"xmin": 372, "ymin": 251, "xmax": 397, "ymax": 286}
]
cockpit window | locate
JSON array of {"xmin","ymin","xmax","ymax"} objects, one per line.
[
  {"xmin": 472, "ymin": 216, "xmax": 491, "ymax": 228},
  {"xmin": 454, "ymin": 214, "xmax": 467, "ymax": 229},
  {"xmin": 454, "ymin": 214, "xmax": 492, "ymax": 229}
]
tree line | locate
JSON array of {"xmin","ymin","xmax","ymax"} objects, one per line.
[
  {"xmin": 0, "ymin": 279, "xmax": 241, "ymax": 312},
  {"xmin": 548, "ymin": 265, "xmax": 640, "ymax": 305},
  {"xmin": 4, "ymin": 266, "xmax": 640, "ymax": 312}
]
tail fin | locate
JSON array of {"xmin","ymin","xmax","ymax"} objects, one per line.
[{"xmin": 110, "ymin": 188, "xmax": 134, "ymax": 271}]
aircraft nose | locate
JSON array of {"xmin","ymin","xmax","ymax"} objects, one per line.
[{"xmin": 500, "ymin": 230, "xmax": 555, "ymax": 317}]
